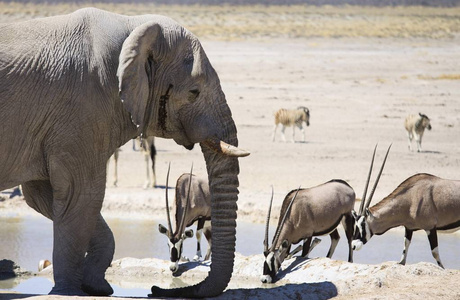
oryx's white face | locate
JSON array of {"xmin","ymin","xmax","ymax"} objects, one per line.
[
  {"xmin": 260, "ymin": 241, "xmax": 290, "ymax": 283},
  {"xmin": 352, "ymin": 214, "xmax": 372, "ymax": 251},
  {"xmin": 166, "ymin": 238, "xmax": 184, "ymax": 273},
  {"xmin": 159, "ymin": 224, "xmax": 193, "ymax": 273}
]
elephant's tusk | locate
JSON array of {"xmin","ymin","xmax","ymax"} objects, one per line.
[{"xmin": 202, "ymin": 139, "xmax": 250, "ymax": 157}]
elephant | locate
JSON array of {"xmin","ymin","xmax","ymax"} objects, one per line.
[{"xmin": 0, "ymin": 7, "xmax": 249, "ymax": 298}]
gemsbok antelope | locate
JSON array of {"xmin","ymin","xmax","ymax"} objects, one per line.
[
  {"xmin": 109, "ymin": 136, "xmax": 156, "ymax": 188},
  {"xmin": 158, "ymin": 167, "xmax": 212, "ymax": 273},
  {"xmin": 352, "ymin": 173, "xmax": 460, "ymax": 269},
  {"xmin": 404, "ymin": 113, "xmax": 432, "ymax": 152},
  {"xmin": 272, "ymin": 106, "xmax": 310, "ymax": 143},
  {"xmin": 261, "ymin": 181, "xmax": 356, "ymax": 284}
]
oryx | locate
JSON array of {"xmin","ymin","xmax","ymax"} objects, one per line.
[
  {"xmin": 352, "ymin": 172, "xmax": 460, "ymax": 269},
  {"xmin": 261, "ymin": 181, "xmax": 356, "ymax": 283},
  {"xmin": 158, "ymin": 166, "xmax": 212, "ymax": 273}
]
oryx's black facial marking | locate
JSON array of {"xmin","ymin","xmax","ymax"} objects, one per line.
[
  {"xmin": 167, "ymin": 238, "xmax": 184, "ymax": 263},
  {"xmin": 354, "ymin": 216, "xmax": 371, "ymax": 244},
  {"xmin": 170, "ymin": 244, "xmax": 179, "ymax": 262},
  {"xmin": 261, "ymin": 251, "xmax": 278, "ymax": 283}
]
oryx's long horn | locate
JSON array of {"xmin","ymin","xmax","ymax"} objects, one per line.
[
  {"xmin": 271, "ymin": 186, "xmax": 301, "ymax": 251},
  {"xmin": 202, "ymin": 138, "xmax": 250, "ymax": 157},
  {"xmin": 359, "ymin": 144, "xmax": 378, "ymax": 214},
  {"xmin": 363, "ymin": 144, "xmax": 392, "ymax": 213},
  {"xmin": 264, "ymin": 186, "xmax": 274, "ymax": 253},
  {"xmin": 165, "ymin": 162, "xmax": 173, "ymax": 238},
  {"xmin": 178, "ymin": 164, "xmax": 194, "ymax": 234}
]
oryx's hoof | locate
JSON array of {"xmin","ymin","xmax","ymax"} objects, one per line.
[{"xmin": 192, "ymin": 255, "xmax": 202, "ymax": 261}]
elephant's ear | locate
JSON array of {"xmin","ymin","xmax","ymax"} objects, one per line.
[{"xmin": 117, "ymin": 21, "xmax": 162, "ymax": 129}]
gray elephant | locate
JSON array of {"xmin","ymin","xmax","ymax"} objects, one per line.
[{"xmin": 0, "ymin": 7, "xmax": 248, "ymax": 298}]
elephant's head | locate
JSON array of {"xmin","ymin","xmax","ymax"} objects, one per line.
[{"xmin": 117, "ymin": 17, "xmax": 249, "ymax": 297}]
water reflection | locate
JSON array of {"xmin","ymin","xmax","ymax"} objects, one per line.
[{"xmin": 0, "ymin": 215, "xmax": 459, "ymax": 296}]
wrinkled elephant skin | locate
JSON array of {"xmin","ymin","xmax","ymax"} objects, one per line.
[{"xmin": 0, "ymin": 7, "xmax": 248, "ymax": 297}]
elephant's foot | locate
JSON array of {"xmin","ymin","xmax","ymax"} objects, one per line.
[
  {"xmin": 49, "ymin": 285, "xmax": 88, "ymax": 296},
  {"xmin": 81, "ymin": 276, "xmax": 113, "ymax": 296}
]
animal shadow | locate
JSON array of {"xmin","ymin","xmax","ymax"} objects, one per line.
[
  {"xmin": 218, "ymin": 282, "xmax": 338, "ymax": 300},
  {"xmin": 419, "ymin": 150, "xmax": 441, "ymax": 154},
  {"xmin": 273, "ymin": 256, "xmax": 319, "ymax": 281},
  {"xmin": 155, "ymin": 184, "xmax": 175, "ymax": 190},
  {"xmin": 173, "ymin": 260, "xmax": 211, "ymax": 277}
]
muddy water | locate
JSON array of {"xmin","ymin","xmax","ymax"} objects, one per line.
[{"xmin": 0, "ymin": 216, "xmax": 459, "ymax": 296}]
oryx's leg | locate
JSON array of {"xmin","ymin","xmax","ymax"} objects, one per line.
[
  {"xmin": 280, "ymin": 125, "xmax": 287, "ymax": 142},
  {"xmin": 342, "ymin": 214, "xmax": 354, "ymax": 263},
  {"xmin": 203, "ymin": 225, "xmax": 212, "ymax": 260},
  {"xmin": 132, "ymin": 139, "xmax": 137, "ymax": 151},
  {"xmin": 149, "ymin": 141, "xmax": 157, "ymax": 187},
  {"xmin": 427, "ymin": 229, "xmax": 444, "ymax": 268},
  {"xmin": 399, "ymin": 227, "xmax": 413, "ymax": 265},
  {"xmin": 272, "ymin": 124, "xmax": 278, "ymax": 142},
  {"xmin": 301, "ymin": 237, "xmax": 321, "ymax": 258},
  {"xmin": 301, "ymin": 237, "xmax": 312, "ymax": 257},
  {"xmin": 109, "ymin": 148, "xmax": 119, "ymax": 187},
  {"xmin": 193, "ymin": 218, "xmax": 206, "ymax": 261},
  {"xmin": 143, "ymin": 148, "xmax": 151, "ymax": 189},
  {"xmin": 326, "ymin": 229, "xmax": 340, "ymax": 259}
]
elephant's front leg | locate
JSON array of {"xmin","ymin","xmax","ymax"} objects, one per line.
[
  {"xmin": 81, "ymin": 214, "xmax": 115, "ymax": 296},
  {"xmin": 49, "ymin": 154, "xmax": 107, "ymax": 296}
]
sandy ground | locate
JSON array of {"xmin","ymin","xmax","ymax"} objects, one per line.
[{"xmin": 1, "ymin": 3, "xmax": 460, "ymax": 299}]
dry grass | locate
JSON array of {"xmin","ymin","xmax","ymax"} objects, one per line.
[
  {"xmin": 0, "ymin": 2, "xmax": 460, "ymax": 40},
  {"xmin": 418, "ymin": 74, "xmax": 460, "ymax": 80}
]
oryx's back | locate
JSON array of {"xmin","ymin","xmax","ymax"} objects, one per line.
[
  {"xmin": 387, "ymin": 174, "xmax": 460, "ymax": 230},
  {"xmin": 278, "ymin": 180, "xmax": 355, "ymax": 241},
  {"xmin": 174, "ymin": 174, "xmax": 211, "ymax": 227},
  {"xmin": 429, "ymin": 175, "xmax": 460, "ymax": 229}
]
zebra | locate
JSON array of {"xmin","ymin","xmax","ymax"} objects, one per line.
[
  {"xmin": 404, "ymin": 113, "xmax": 432, "ymax": 152},
  {"xmin": 272, "ymin": 106, "xmax": 310, "ymax": 143}
]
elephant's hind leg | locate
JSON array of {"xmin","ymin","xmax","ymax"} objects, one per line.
[
  {"xmin": 22, "ymin": 180, "xmax": 54, "ymax": 220},
  {"xmin": 81, "ymin": 214, "xmax": 114, "ymax": 296}
]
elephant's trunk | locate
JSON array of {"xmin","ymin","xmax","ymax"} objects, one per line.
[{"xmin": 150, "ymin": 138, "xmax": 240, "ymax": 298}]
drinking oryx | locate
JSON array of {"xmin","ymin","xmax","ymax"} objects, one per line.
[
  {"xmin": 158, "ymin": 166, "xmax": 212, "ymax": 273},
  {"xmin": 352, "ymin": 173, "xmax": 460, "ymax": 269},
  {"xmin": 404, "ymin": 113, "xmax": 432, "ymax": 152},
  {"xmin": 272, "ymin": 106, "xmax": 310, "ymax": 143},
  {"xmin": 261, "ymin": 181, "xmax": 356, "ymax": 283}
]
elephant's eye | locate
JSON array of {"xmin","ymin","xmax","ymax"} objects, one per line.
[{"xmin": 188, "ymin": 89, "xmax": 200, "ymax": 102}]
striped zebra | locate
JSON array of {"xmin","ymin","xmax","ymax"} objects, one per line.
[{"xmin": 272, "ymin": 106, "xmax": 310, "ymax": 142}]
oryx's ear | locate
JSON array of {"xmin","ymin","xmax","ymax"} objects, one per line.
[
  {"xmin": 351, "ymin": 210, "xmax": 359, "ymax": 219},
  {"xmin": 117, "ymin": 21, "xmax": 163, "ymax": 130},
  {"xmin": 158, "ymin": 224, "xmax": 169, "ymax": 235},
  {"xmin": 184, "ymin": 229, "xmax": 194, "ymax": 239},
  {"xmin": 281, "ymin": 240, "xmax": 289, "ymax": 250}
]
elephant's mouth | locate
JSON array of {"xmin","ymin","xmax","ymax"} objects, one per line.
[{"xmin": 183, "ymin": 143, "xmax": 195, "ymax": 150}]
